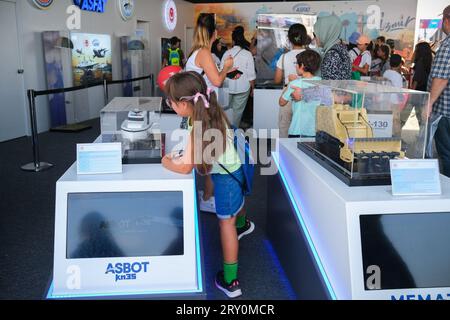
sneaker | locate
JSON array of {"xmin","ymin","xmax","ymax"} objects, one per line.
[
  {"xmin": 198, "ymin": 190, "xmax": 216, "ymax": 213},
  {"xmin": 215, "ymin": 271, "xmax": 242, "ymax": 298},
  {"xmin": 237, "ymin": 219, "xmax": 255, "ymax": 240}
]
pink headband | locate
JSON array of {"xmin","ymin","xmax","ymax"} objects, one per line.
[
  {"xmin": 206, "ymin": 87, "xmax": 213, "ymax": 99},
  {"xmin": 193, "ymin": 92, "xmax": 210, "ymax": 108},
  {"xmin": 179, "ymin": 88, "xmax": 214, "ymax": 109}
]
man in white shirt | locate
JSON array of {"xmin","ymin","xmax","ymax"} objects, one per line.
[{"xmin": 220, "ymin": 27, "xmax": 256, "ymax": 128}]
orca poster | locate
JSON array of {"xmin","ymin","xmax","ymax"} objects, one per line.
[{"xmin": 71, "ymin": 33, "xmax": 112, "ymax": 86}]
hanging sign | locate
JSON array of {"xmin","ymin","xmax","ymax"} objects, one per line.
[
  {"xmin": 118, "ymin": 0, "xmax": 135, "ymax": 21},
  {"xmin": 32, "ymin": 0, "xmax": 54, "ymax": 9},
  {"xmin": 163, "ymin": 0, "xmax": 178, "ymax": 31},
  {"xmin": 73, "ymin": 0, "xmax": 108, "ymax": 13}
]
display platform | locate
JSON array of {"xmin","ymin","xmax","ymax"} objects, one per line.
[
  {"xmin": 268, "ymin": 139, "xmax": 450, "ymax": 300},
  {"xmin": 46, "ymin": 108, "xmax": 203, "ymax": 299},
  {"xmin": 46, "ymin": 163, "xmax": 205, "ymax": 300},
  {"xmin": 253, "ymin": 87, "xmax": 283, "ymax": 131}
]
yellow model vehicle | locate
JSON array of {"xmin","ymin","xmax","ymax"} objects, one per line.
[{"xmin": 316, "ymin": 104, "xmax": 405, "ymax": 162}]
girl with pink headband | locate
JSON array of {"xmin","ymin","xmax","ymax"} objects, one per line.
[{"xmin": 163, "ymin": 71, "xmax": 254, "ymax": 299}]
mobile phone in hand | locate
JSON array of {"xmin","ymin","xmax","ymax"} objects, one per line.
[{"xmin": 226, "ymin": 69, "xmax": 243, "ymax": 79}]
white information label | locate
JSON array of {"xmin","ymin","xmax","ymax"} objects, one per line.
[
  {"xmin": 76, "ymin": 143, "xmax": 122, "ymax": 175},
  {"xmin": 367, "ymin": 113, "xmax": 393, "ymax": 138},
  {"xmin": 390, "ymin": 159, "xmax": 441, "ymax": 196}
]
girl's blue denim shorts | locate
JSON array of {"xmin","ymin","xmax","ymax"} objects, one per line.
[{"xmin": 211, "ymin": 167, "xmax": 245, "ymax": 220}]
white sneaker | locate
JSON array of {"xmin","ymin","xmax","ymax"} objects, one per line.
[{"xmin": 198, "ymin": 190, "xmax": 216, "ymax": 213}]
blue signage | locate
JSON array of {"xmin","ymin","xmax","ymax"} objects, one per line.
[
  {"xmin": 292, "ymin": 3, "xmax": 311, "ymax": 14},
  {"xmin": 73, "ymin": 0, "xmax": 108, "ymax": 13},
  {"xmin": 392, "ymin": 293, "xmax": 450, "ymax": 300},
  {"xmin": 105, "ymin": 262, "xmax": 150, "ymax": 282}
]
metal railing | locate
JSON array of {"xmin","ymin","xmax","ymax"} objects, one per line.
[{"xmin": 21, "ymin": 74, "xmax": 154, "ymax": 172}]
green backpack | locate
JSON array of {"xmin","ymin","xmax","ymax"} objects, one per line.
[{"xmin": 168, "ymin": 48, "xmax": 181, "ymax": 66}]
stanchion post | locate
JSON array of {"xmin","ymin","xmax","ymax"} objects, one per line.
[
  {"xmin": 151, "ymin": 74, "xmax": 155, "ymax": 97},
  {"xmin": 21, "ymin": 89, "xmax": 53, "ymax": 172},
  {"xmin": 103, "ymin": 79, "xmax": 109, "ymax": 105}
]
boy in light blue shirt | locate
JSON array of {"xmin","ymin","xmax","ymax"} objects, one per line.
[{"xmin": 279, "ymin": 49, "xmax": 322, "ymax": 137}]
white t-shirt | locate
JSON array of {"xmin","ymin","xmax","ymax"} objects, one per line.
[
  {"xmin": 220, "ymin": 46, "xmax": 256, "ymax": 94},
  {"xmin": 276, "ymin": 49, "xmax": 305, "ymax": 85},
  {"xmin": 349, "ymin": 48, "xmax": 372, "ymax": 69},
  {"xmin": 349, "ymin": 47, "xmax": 360, "ymax": 62},
  {"xmin": 212, "ymin": 53, "xmax": 221, "ymax": 68},
  {"xmin": 383, "ymin": 70, "xmax": 404, "ymax": 88},
  {"xmin": 185, "ymin": 49, "xmax": 218, "ymax": 94}
]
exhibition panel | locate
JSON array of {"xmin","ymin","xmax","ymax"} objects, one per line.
[
  {"xmin": 269, "ymin": 139, "xmax": 450, "ymax": 300},
  {"xmin": 47, "ymin": 163, "xmax": 204, "ymax": 299}
]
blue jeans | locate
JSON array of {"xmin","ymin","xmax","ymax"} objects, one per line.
[
  {"xmin": 211, "ymin": 168, "xmax": 245, "ymax": 220},
  {"xmin": 435, "ymin": 116, "xmax": 450, "ymax": 177}
]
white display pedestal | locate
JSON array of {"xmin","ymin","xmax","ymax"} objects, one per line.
[
  {"xmin": 268, "ymin": 139, "xmax": 450, "ymax": 300},
  {"xmin": 46, "ymin": 113, "xmax": 205, "ymax": 300},
  {"xmin": 253, "ymin": 88, "xmax": 282, "ymax": 131}
]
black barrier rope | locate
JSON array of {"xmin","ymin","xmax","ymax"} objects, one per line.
[
  {"xmin": 21, "ymin": 74, "xmax": 154, "ymax": 172},
  {"xmin": 31, "ymin": 74, "xmax": 153, "ymax": 97},
  {"xmin": 107, "ymin": 74, "xmax": 152, "ymax": 85}
]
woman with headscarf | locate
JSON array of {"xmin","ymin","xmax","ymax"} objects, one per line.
[{"xmin": 313, "ymin": 15, "xmax": 352, "ymax": 80}]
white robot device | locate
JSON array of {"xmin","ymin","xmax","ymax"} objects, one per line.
[{"xmin": 120, "ymin": 109, "xmax": 152, "ymax": 142}]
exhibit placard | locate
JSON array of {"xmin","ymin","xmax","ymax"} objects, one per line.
[
  {"xmin": 390, "ymin": 159, "xmax": 441, "ymax": 196},
  {"xmin": 77, "ymin": 142, "xmax": 122, "ymax": 175},
  {"xmin": 367, "ymin": 113, "xmax": 394, "ymax": 138}
]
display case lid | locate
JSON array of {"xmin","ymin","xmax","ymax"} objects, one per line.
[
  {"xmin": 302, "ymin": 80, "xmax": 430, "ymax": 95},
  {"xmin": 101, "ymin": 97, "xmax": 162, "ymax": 113}
]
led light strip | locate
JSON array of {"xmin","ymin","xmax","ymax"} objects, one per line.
[{"xmin": 272, "ymin": 153, "xmax": 337, "ymax": 300}]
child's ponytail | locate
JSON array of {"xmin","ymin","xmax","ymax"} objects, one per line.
[{"xmin": 166, "ymin": 71, "xmax": 230, "ymax": 175}]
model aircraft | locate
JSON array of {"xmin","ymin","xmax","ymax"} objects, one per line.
[
  {"xmin": 124, "ymin": 0, "xmax": 132, "ymax": 10},
  {"xmin": 76, "ymin": 60, "xmax": 98, "ymax": 70},
  {"xmin": 93, "ymin": 48, "xmax": 108, "ymax": 59}
]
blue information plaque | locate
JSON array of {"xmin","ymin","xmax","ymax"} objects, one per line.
[
  {"xmin": 77, "ymin": 143, "xmax": 122, "ymax": 175},
  {"xmin": 390, "ymin": 159, "xmax": 441, "ymax": 196}
]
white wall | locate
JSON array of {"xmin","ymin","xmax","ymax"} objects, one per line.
[{"xmin": 15, "ymin": 0, "xmax": 194, "ymax": 134}]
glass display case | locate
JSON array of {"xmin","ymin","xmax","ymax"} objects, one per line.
[
  {"xmin": 296, "ymin": 80, "xmax": 430, "ymax": 186},
  {"xmin": 100, "ymin": 97, "xmax": 164, "ymax": 164},
  {"xmin": 255, "ymin": 13, "xmax": 317, "ymax": 86}
]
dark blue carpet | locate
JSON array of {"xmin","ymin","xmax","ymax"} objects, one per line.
[{"xmin": 0, "ymin": 118, "xmax": 294, "ymax": 300}]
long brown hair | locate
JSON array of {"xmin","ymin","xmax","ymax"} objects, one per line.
[
  {"xmin": 166, "ymin": 71, "xmax": 229, "ymax": 175},
  {"xmin": 189, "ymin": 13, "xmax": 216, "ymax": 57}
]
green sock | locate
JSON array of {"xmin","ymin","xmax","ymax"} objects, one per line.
[
  {"xmin": 223, "ymin": 262, "xmax": 238, "ymax": 284},
  {"xmin": 236, "ymin": 215, "xmax": 246, "ymax": 229}
]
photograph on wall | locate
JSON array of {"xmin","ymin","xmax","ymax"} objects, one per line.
[
  {"xmin": 418, "ymin": 19, "xmax": 444, "ymax": 43},
  {"xmin": 71, "ymin": 33, "xmax": 112, "ymax": 86},
  {"xmin": 195, "ymin": 0, "xmax": 418, "ymax": 69}
]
